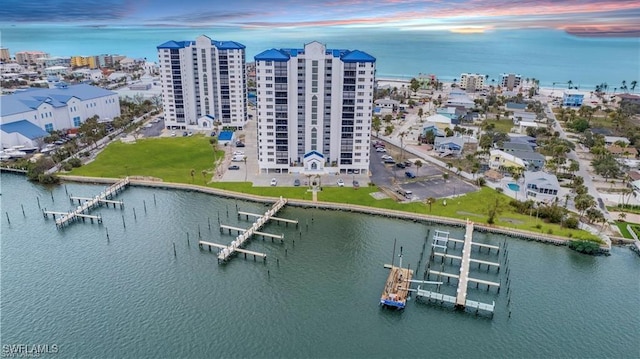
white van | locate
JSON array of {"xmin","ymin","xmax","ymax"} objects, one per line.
[{"xmin": 231, "ymin": 155, "xmax": 245, "ymax": 162}]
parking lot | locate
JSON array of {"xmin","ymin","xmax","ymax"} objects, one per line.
[{"xmin": 369, "ymin": 142, "xmax": 477, "ymax": 201}]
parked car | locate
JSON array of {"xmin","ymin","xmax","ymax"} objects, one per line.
[
  {"xmin": 376, "ymin": 147, "xmax": 387, "ymax": 152},
  {"xmin": 405, "ymin": 171, "xmax": 416, "ymax": 178},
  {"xmin": 182, "ymin": 131, "xmax": 188, "ymax": 137},
  {"xmin": 270, "ymin": 178, "xmax": 277, "ymax": 186},
  {"xmin": 397, "ymin": 189, "xmax": 413, "ymax": 198},
  {"xmin": 383, "ymin": 158, "xmax": 396, "ymax": 164},
  {"xmin": 396, "ymin": 163, "xmax": 406, "ymax": 169},
  {"xmin": 236, "ymin": 141, "xmax": 245, "ymax": 147},
  {"xmin": 293, "ymin": 179, "xmax": 301, "ymax": 187},
  {"xmin": 352, "ymin": 180, "xmax": 360, "ymax": 188},
  {"xmin": 171, "ymin": 131, "xmax": 176, "ymax": 137},
  {"xmin": 337, "ymin": 179, "xmax": 345, "ymax": 187},
  {"xmin": 381, "ymin": 155, "xmax": 393, "ymax": 160},
  {"xmin": 187, "ymin": 131, "xmax": 193, "ymax": 136},
  {"xmin": 228, "ymin": 165, "xmax": 240, "ymax": 170},
  {"xmin": 210, "ymin": 131, "xmax": 217, "ymax": 137},
  {"xmin": 231, "ymin": 155, "xmax": 245, "ymax": 162},
  {"xmin": 404, "ymin": 161, "xmax": 412, "ymax": 167},
  {"xmin": 233, "ymin": 151, "xmax": 244, "ymax": 156}
]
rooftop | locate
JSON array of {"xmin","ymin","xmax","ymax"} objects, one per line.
[
  {"xmin": 1, "ymin": 84, "xmax": 117, "ymax": 117},
  {"xmin": 1, "ymin": 119, "xmax": 49, "ymax": 140},
  {"xmin": 524, "ymin": 171, "xmax": 560, "ymax": 188},
  {"xmin": 157, "ymin": 39, "xmax": 245, "ymax": 50},
  {"xmin": 254, "ymin": 46, "xmax": 375, "ymax": 63}
]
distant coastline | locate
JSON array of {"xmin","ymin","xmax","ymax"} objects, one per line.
[{"xmin": 564, "ymin": 28, "xmax": 640, "ymax": 38}]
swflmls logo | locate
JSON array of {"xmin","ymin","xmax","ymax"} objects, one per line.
[{"xmin": 1, "ymin": 344, "xmax": 58, "ymax": 357}]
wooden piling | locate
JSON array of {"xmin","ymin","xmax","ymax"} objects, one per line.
[
  {"xmin": 153, "ymin": 193, "xmax": 156, "ymax": 205},
  {"xmin": 21, "ymin": 204, "xmax": 25, "ymax": 217},
  {"xmin": 143, "ymin": 200, "xmax": 147, "ymax": 213},
  {"xmin": 6, "ymin": 212, "xmax": 10, "ymax": 224},
  {"xmin": 173, "ymin": 242, "xmax": 176, "ymax": 257},
  {"xmin": 122, "ymin": 215, "xmax": 126, "ymax": 228},
  {"xmin": 133, "ymin": 207, "xmax": 137, "ymax": 220},
  {"xmin": 37, "ymin": 197, "xmax": 41, "ymax": 209}
]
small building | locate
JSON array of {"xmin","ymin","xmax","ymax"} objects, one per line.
[
  {"xmin": 44, "ymin": 66, "xmax": 69, "ymax": 76},
  {"xmin": 505, "ymin": 102, "xmax": 527, "ymax": 111},
  {"xmin": 562, "ymin": 90, "xmax": 584, "ymax": 107},
  {"xmin": 434, "ymin": 136, "xmax": 464, "ymax": 156},
  {"xmin": 501, "ymin": 141, "xmax": 535, "ymax": 153},
  {"xmin": 490, "ymin": 149, "xmax": 525, "ymax": 171},
  {"xmin": 423, "ymin": 114, "xmax": 452, "ymax": 126},
  {"xmin": 524, "ymin": 171, "xmax": 560, "ymax": 202},
  {"xmin": 422, "ymin": 123, "xmax": 446, "ymax": 137},
  {"xmin": 518, "ymin": 121, "xmax": 539, "ymax": 134},
  {"xmin": 484, "ymin": 169, "xmax": 504, "ymax": 182},
  {"xmin": 607, "ymin": 145, "xmax": 638, "ymax": 159},
  {"xmin": 374, "ymin": 98, "xmax": 399, "ymax": 112},
  {"xmin": 446, "ymin": 91, "xmax": 474, "ymax": 109},
  {"xmin": 509, "ymin": 150, "xmax": 546, "ymax": 170},
  {"xmin": 616, "ymin": 93, "xmax": 640, "ymax": 106},
  {"xmin": 0, "ymin": 120, "xmax": 49, "ymax": 149},
  {"xmin": 604, "ymin": 136, "xmax": 630, "ymax": 146},
  {"xmin": 511, "ymin": 110, "xmax": 537, "ymax": 124}
]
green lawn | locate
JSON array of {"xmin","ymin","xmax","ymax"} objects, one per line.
[
  {"xmin": 486, "ymin": 119, "xmax": 514, "ymax": 133},
  {"xmin": 210, "ymin": 184, "xmax": 601, "ymax": 242},
  {"xmin": 615, "ymin": 222, "xmax": 633, "ymax": 239},
  {"xmin": 71, "ymin": 135, "xmax": 223, "ymax": 183},
  {"xmin": 70, "ymin": 137, "xmax": 600, "ymax": 242}
]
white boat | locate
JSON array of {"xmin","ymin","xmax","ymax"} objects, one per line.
[
  {"xmin": 0, "ymin": 151, "xmax": 11, "ymax": 160},
  {"xmin": 3, "ymin": 148, "xmax": 27, "ymax": 158}
]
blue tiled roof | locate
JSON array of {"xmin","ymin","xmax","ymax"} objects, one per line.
[
  {"xmin": 255, "ymin": 47, "xmax": 375, "ymax": 63},
  {"xmin": 1, "ymin": 84, "xmax": 116, "ymax": 117},
  {"xmin": 303, "ymin": 150, "xmax": 324, "ymax": 159},
  {"xmin": 216, "ymin": 41, "xmax": 245, "ymax": 50},
  {"xmin": 254, "ymin": 49, "xmax": 291, "ymax": 62},
  {"xmin": 157, "ymin": 39, "xmax": 245, "ymax": 50},
  {"xmin": 341, "ymin": 50, "xmax": 376, "ymax": 63},
  {"xmin": 1, "ymin": 120, "xmax": 49, "ymax": 139}
]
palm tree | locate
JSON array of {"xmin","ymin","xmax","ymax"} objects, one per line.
[
  {"xmin": 567, "ymin": 80, "xmax": 573, "ymax": 89},
  {"xmin": 426, "ymin": 197, "xmax": 436, "ymax": 212},
  {"xmin": 618, "ymin": 212, "xmax": 627, "ymax": 222},
  {"xmin": 399, "ymin": 131, "xmax": 407, "ymax": 161},
  {"xmin": 631, "ymin": 80, "xmax": 638, "ymax": 93},
  {"xmin": 243, "ymin": 157, "xmax": 248, "ymax": 181},
  {"xmin": 414, "ymin": 159, "xmax": 422, "ymax": 176}
]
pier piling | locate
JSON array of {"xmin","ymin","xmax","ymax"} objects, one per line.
[
  {"xmin": 6, "ymin": 212, "xmax": 10, "ymax": 224},
  {"xmin": 37, "ymin": 197, "xmax": 41, "ymax": 209},
  {"xmin": 173, "ymin": 242, "xmax": 176, "ymax": 257},
  {"xmin": 21, "ymin": 204, "xmax": 25, "ymax": 217}
]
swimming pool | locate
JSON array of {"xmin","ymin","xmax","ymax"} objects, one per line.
[{"xmin": 507, "ymin": 183, "xmax": 520, "ymax": 191}]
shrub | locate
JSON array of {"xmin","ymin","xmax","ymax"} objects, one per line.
[
  {"xmin": 547, "ymin": 228, "xmax": 553, "ymax": 235},
  {"xmin": 564, "ymin": 216, "xmax": 579, "ymax": 229},
  {"xmin": 568, "ymin": 240, "xmax": 601, "ymax": 255},
  {"xmin": 61, "ymin": 162, "xmax": 73, "ymax": 171},
  {"xmin": 495, "ymin": 188, "xmax": 503, "ymax": 193},
  {"xmin": 68, "ymin": 158, "xmax": 82, "ymax": 168}
]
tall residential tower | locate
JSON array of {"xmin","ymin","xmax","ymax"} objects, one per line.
[
  {"xmin": 157, "ymin": 35, "xmax": 247, "ymax": 130},
  {"xmin": 254, "ymin": 41, "xmax": 375, "ymax": 175}
]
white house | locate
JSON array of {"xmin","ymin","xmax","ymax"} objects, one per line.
[
  {"xmin": 524, "ymin": 171, "xmax": 560, "ymax": 202},
  {"xmin": 1, "ymin": 83, "xmax": 120, "ymax": 148}
]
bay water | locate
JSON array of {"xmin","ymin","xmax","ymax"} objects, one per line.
[{"xmin": 1, "ymin": 173, "xmax": 638, "ymax": 358}]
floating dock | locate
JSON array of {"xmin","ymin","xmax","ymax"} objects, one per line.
[
  {"xmin": 380, "ymin": 265, "xmax": 414, "ymax": 309},
  {"xmin": 417, "ymin": 220, "xmax": 503, "ymax": 316},
  {"xmin": 43, "ymin": 177, "xmax": 129, "ymax": 229}
]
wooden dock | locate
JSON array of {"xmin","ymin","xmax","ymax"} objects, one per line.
[
  {"xmin": 42, "ymin": 177, "xmax": 129, "ymax": 229},
  {"xmin": 455, "ymin": 220, "xmax": 474, "ymax": 307},
  {"xmin": 201, "ymin": 197, "xmax": 294, "ymax": 263}
]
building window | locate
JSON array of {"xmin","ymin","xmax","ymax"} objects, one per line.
[
  {"xmin": 44, "ymin": 123, "xmax": 54, "ymax": 132},
  {"xmin": 73, "ymin": 116, "xmax": 81, "ymax": 127}
]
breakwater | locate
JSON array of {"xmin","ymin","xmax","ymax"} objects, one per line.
[{"xmin": 58, "ymin": 175, "xmax": 610, "ymax": 253}]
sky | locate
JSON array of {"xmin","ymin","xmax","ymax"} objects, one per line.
[{"xmin": 1, "ymin": 0, "xmax": 639, "ymax": 36}]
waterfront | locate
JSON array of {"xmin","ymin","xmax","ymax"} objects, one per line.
[
  {"xmin": 1, "ymin": 25, "xmax": 638, "ymax": 88},
  {"xmin": 1, "ymin": 173, "xmax": 638, "ymax": 358}
]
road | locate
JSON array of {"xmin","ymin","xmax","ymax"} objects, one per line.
[{"xmin": 546, "ymin": 104, "xmax": 611, "ymax": 220}]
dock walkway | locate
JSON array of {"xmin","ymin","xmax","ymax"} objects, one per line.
[
  {"xmin": 43, "ymin": 177, "xmax": 129, "ymax": 229},
  {"xmin": 216, "ymin": 197, "xmax": 288, "ymax": 262}
]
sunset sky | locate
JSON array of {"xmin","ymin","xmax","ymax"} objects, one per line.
[{"xmin": 1, "ymin": 0, "xmax": 639, "ymax": 35}]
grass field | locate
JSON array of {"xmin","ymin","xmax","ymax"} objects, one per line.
[
  {"xmin": 71, "ymin": 136, "xmax": 600, "ymax": 242},
  {"xmin": 485, "ymin": 119, "xmax": 514, "ymax": 133},
  {"xmin": 615, "ymin": 222, "xmax": 633, "ymax": 238},
  {"xmin": 210, "ymin": 183, "xmax": 601, "ymax": 242},
  {"xmin": 71, "ymin": 135, "xmax": 224, "ymax": 183}
]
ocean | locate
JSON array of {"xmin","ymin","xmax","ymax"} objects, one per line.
[
  {"xmin": 0, "ymin": 25, "xmax": 638, "ymax": 89},
  {"xmin": 1, "ymin": 173, "xmax": 639, "ymax": 358}
]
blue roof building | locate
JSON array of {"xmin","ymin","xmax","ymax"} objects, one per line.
[
  {"xmin": 1, "ymin": 84, "xmax": 120, "ymax": 148},
  {"xmin": 562, "ymin": 90, "xmax": 584, "ymax": 107}
]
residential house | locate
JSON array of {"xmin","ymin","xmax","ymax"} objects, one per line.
[
  {"xmin": 423, "ymin": 114, "xmax": 452, "ymax": 128},
  {"xmin": 507, "ymin": 134, "xmax": 537, "ymax": 148},
  {"xmin": 511, "ymin": 110, "xmax": 537, "ymax": 124},
  {"xmin": 509, "ymin": 150, "xmax": 545, "ymax": 170},
  {"xmin": 446, "ymin": 90, "xmax": 474, "ymax": 109},
  {"xmin": 604, "ymin": 136, "xmax": 630, "ymax": 146},
  {"xmin": 562, "ymin": 90, "xmax": 584, "ymax": 107},
  {"xmin": 607, "ymin": 145, "xmax": 638, "ymax": 159},
  {"xmin": 436, "ymin": 106, "xmax": 465, "ymax": 123},
  {"xmin": 501, "ymin": 141, "xmax": 535, "ymax": 153},
  {"xmin": 505, "ymin": 102, "xmax": 527, "ymax": 111},
  {"xmin": 434, "ymin": 136, "xmax": 464, "ymax": 156},
  {"xmin": 524, "ymin": 171, "xmax": 560, "ymax": 202},
  {"xmin": 518, "ymin": 121, "xmax": 539, "ymax": 134},
  {"xmin": 421, "ymin": 122, "xmax": 446, "ymax": 137},
  {"xmin": 616, "ymin": 93, "xmax": 640, "ymax": 106},
  {"xmin": 374, "ymin": 98, "xmax": 399, "ymax": 113},
  {"xmin": 489, "ymin": 149, "xmax": 525, "ymax": 171}
]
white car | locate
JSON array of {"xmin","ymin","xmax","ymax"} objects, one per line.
[
  {"xmin": 270, "ymin": 178, "xmax": 277, "ymax": 186},
  {"xmin": 381, "ymin": 155, "xmax": 392, "ymax": 160},
  {"xmin": 376, "ymin": 147, "xmax": 387, "ymax": 152},
  {"xmin": 337, "ymin": 179, "xmax": 345, "ymax": 187},
  {"xmin": 233, "ymin": 151, "xmax": 245, "ymax": 156}
]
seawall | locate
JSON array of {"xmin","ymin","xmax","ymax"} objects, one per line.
[{"xmin": 58, "ymin": 175, "xmax": 611, "ymax": 253}]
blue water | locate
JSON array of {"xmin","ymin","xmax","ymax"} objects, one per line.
[
  {"xmin": 508, "ymin": 183, "xmax": 520, "ymax": 191},
  {"xmin": 218, "ymin": 131, "xmax": 233, "ymax": 141},
  {"xmin": 1, "ymin": 25, "xmax": 638, "ymax": 88},
  {"xmin": 1, "ymin": 173, "xmax": 639, "ymax": 358}
]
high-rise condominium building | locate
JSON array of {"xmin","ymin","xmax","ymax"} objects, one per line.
[
  {"xmin": 500, "ymin": 73, "xmax": 522, "ymax": 91},
  {"xmin": 15, "ymin": 51, "xmax": 49, "ymax": 65},
  {"xmin": 459, "ymin": 73, "xmax": 486, "ymax": 92},
  {"xmin": 254, "ymin": 41, "xmax": 376, "ymax": 175},
  {"xmin": 0, "ymin": 48, "xmax": 10, "ymax": 62},
  {"xmin": 157, "ymin": 35, "xmax": 247, "ymax": 130}
]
